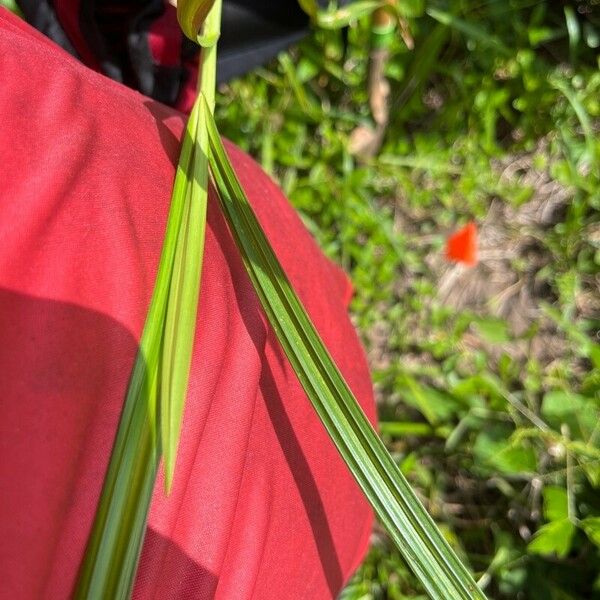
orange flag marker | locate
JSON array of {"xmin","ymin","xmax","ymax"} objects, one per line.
[{"xmin": 446, "ymin": 221, "xmax": 478, "ymax": 266}]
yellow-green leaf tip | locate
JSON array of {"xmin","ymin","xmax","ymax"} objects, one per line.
[{"xmin": 177, "ymin": 0, "xmax": 216, "ymax": 41}]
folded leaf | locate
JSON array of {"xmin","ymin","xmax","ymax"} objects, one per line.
[
  {"xmin": 178, "ymin": 0, "xmax": 217, "ymax": 40},
  {"xmin": 75, "ymin": 96, "xmax": 203, "ymax": 600}
]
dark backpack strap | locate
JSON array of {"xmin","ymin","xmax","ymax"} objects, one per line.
[
  {"xmin": 18, "ymin": 0, "xmax": 344, "ymax": 106},
  {"xmin": 17, "ymin": 0, "xmax": 78, "ymax": 56}
]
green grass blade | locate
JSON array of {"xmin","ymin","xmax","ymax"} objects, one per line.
[
  {"xmin": 76, "ymin": 1, "xmax": 220, "ymax": 593},
  {"xmin": 426, "ymin": 7, "xmax": 511, "ymax": 57},
  {"xmin": 203, "ymin": 97, "xmax": 486, "ymax": 600},
  {"xmin": 74, "ymin": 98, "xmax": 203, "ymax": 599},
  {"xmin": 391, "ymin": 23, "xmax": 449, "ymax": 111},
  {"xmin": 161, "ymin": 0, "xmax": 222, "ymax": 494},
  {"xmin": 160, "ymin": 98, "xmax": 209, "ymax": 492},
  {"xmin": 564, "ymin": 5, "xmax": 580, "ymax": 64}
]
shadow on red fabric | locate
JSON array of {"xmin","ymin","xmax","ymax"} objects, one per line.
[{"xmin": 0, "ymin": 8, "xmax": 375, "ymax": 600}]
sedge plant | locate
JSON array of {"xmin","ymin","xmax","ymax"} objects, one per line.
[
  {"xmin": 76, "ymin": 2, "xmax": 487, "ymax": 599},
  {"xmin": 74, "ymin": 1, "xmax": 221, "ymax": 597}
]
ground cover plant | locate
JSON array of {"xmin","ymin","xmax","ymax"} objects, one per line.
[{"xmin": 215, "ymin": 1, "xmax": 600, "ymax": 598}]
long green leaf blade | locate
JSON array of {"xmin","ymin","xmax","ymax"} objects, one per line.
[
  {"xmin": 77, "ymin": 1, "xmax": 221, "ymax": 593},
  {"xmin": 161, "ymin": 98, "xmax": 209, "ymax": 491},
  {"xmin": 426, "ymin": 7, "xmax": 511, "ymax": 56},
  {"xmin": 203, "ymin": 96, "xmax": 486, "ymax": 600},
  {"xmin": 74, "ymin": 97, "xmax": 203, "ymax": 600},
  {"xmin": 161, "ymin": 0, "xmax": 222, "ymax": 492}
]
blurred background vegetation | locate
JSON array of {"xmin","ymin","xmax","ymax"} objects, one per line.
[{"xmin": 215, "ymin": 1, "xmax": 600, "ymax": 598}]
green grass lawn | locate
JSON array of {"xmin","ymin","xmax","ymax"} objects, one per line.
[{"xmin": 216, "ymin": 2, "xmax": 600, "ymax": 598}]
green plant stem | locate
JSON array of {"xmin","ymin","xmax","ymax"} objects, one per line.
[{"xmin": 197, "ymin": 3, "xmax": 221, "ymax": 110}]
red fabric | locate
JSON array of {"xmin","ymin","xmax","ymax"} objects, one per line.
[
  {"xmin": 0, "ymin": 9, "xmax": 375, "ymax": 600},
  {"xmin": 446, "ymin": 221, "xmax": 478, "ymax": 266},
  {"xmin": 149, "ymin": 5, "xmax": 183, "ymax": 67}
]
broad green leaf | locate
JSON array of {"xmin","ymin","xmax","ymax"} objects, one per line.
[
  {"xmin": 473, "ymin": 317, "xmax": 510, "ymax": 344},
  {"xmin": 452, "ymin": 374, "xmax": 505, "ymax": 403},
  {"xmin": 473, "ymin": 425, "xmax": 537, "ymax": 475},
  {"xmin": 396, "ymin": 373, "xmax": 463, "ymax": 425},
  {"xmin": 295, "ymin": 57, "xmax": 320, "ymax": 84},
  {"xmin": 528, "ymin": 519, "xmax": 575, "ymax": 558},
  {"xmin": 541, "ymin": 390, "xmax": 588, "ymax": 418},
  {"xmin": 542, "ymin": 390, "xmax": 599, "ymax": 440},
  {"xmin": 580, "ymin": 517, "xmax": 600, "ymax": 547},
  {"xmin": 542, "ymin": 486, "xmax": 569, "ymax": 522},
  {"xmin": 584, "ymin": 462, "xmax": 600, "ymax": 488},
  {"xmin": 203, "ymin": 96, "xmax": 486, "ymax": 600}
]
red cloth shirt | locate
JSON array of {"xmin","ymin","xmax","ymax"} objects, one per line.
[{"xmin": 0, "ymin": 9, "xmax": 375, "ymax": 599}]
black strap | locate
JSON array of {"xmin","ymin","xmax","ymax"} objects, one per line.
[
  {"xmin": 17, "ymin": 0, "xmax": 78, "ymax": 56},
  {"xmin": 18, "ymin": 0, "xmax": 346, "ymax": 105}
]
